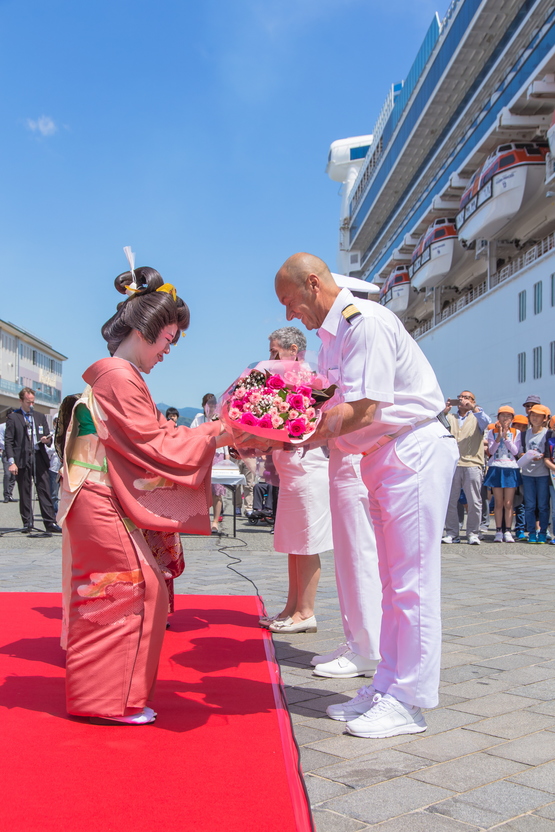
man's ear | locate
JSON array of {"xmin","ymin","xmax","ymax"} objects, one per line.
[{"xmin": 307, "ymin": 273, "xmax": 320, "ymax": 293}]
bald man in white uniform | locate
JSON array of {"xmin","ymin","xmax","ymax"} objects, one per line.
[
  {"xmin": 275, "ymin": 253, "xmax": 458, "ymax": 739},
  {"xmin": 311, "ymin": 274, "xmax": 382, "ymax": 679}
]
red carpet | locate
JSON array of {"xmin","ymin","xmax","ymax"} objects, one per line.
[{"xmin": 0, "ymin": 593, "xmax": 312, "ymax": 832}]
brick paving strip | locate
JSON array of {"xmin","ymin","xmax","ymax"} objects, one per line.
[{"xmin": 1, "ymin": 500, "xmax": 555, "ymax": 831}]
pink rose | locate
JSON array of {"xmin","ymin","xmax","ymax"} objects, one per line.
[
  {"xmin": 250, "ymin": 391, "xmax": 262, "ymax": 404},
  {"xmin": 267, "ymin": 375, "xmax": 286, "ymax": 390},
  {"xmin": 240, "ymin": 412, "xmax": 258, "ymax": 426},
  {"xmin": 271, "ymin": 415, "xmax": 283, "ymax": 429},
  {"xmin": 287, "ymin": 393, "xmax": 305, "ymax": 411},
  {"xmin": 228, "ymin": 407, "xmax": 241, "ymax": 420},
  {"xmin": 298, "ymin": 385, "xmax": 312, "ymax": 398},
  {"xmin": 258, "ymin": 414, "xmax": 273, "ymax": 429},
  {"xmin": 305, "ymin": 407, "xmax": 315, "ymax": 419},
  {"xmin": 234, "ymin": 386, "xmax": 246, "ymax": 399},
  {"xmin": 288, "ymin": 409, "xmax": 299, "ymax": 420},
  {"xmin": 278, "ymin": 401, "xmax": 290, "ymax": 413},
  {"xmin": 286, "ymin": 418, "xmax": 308, "ymax": 437}
]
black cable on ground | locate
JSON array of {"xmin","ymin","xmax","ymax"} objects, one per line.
[{"xmin": 216, "ymin": 535, "xmax": 316, "ymax": 832}]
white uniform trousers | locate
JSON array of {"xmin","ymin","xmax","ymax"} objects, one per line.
[
  {"xmin": 328, "ymin": 450, "xmax": 381, "ymax": 661},
  {"xmin": 360, "ymin": 420, "xmax": 458, "ymax": 708}
]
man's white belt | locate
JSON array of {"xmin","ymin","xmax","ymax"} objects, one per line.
[{"xmin": 361, "ymin": 417, "xmax": 436, "ymax": 458}]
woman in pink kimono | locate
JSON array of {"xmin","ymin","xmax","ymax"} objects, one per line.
[{"xmin": 58, "ymin": 263, "xmax": 230, "ymax": 725}]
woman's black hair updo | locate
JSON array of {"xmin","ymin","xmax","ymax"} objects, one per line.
[{"xmin": 101, "ymin": 266, "xmax": 190, "ymax": 355}]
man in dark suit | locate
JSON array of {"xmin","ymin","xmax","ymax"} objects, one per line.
[{"xmin": 5, "ymin": 387, "xmax": 61, "ymax": 534}]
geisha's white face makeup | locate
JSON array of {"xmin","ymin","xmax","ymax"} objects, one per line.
[{"xmin": 136, "ymin": 325, "xmax": 178, "ymax": 373}]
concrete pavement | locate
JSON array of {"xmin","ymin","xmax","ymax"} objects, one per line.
[{"xmin": 1, "ymin": 499, "xmax": 555, "ymax": 831}]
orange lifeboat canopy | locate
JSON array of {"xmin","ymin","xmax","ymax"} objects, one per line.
[{"xmin": 479, "ymin": 142, "xmax": 548, "ymax": 189}]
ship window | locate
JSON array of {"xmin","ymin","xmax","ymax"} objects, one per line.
[
  {"xmin": 534, "ymin": 281, "xmax": 543, "ymax": 315},
  {"xmin": 518, "ymin": 352, "xmax": 526, "ymax": 384},
  {"xmin": 350, "ymin": 146, "xmax": 370, "ymax": 161},
  {"xmin": 533, "ymin": 346, "xmax": 542, "ymax": 380},
  {"xmin": 551, "ymin": 274, "xmax": 555, "ymax": 307},
  {"xmin": 518, "ymin": 290, "xmax": 526, "ymax": 322},
  {"xmin": 434, "ymin": 228, "xmax": 447, "ymax": 240},
  {"xmin": 499, "ymin": 153, "xmax": 516, "ymax": 170},
  {"xmin": 482, "ymin": 161, "xmax": 498, "ymax": 184},
  {"xmin": 499, "ymin": 144, "xmax": 513, "ymax": 152},
  {"xmin": 550, "ymin": 342, "xmax": 555, "ymax": 375}
]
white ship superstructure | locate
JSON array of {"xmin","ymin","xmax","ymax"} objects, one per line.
[{"xmin": 328, "ymin": 0, "xmax": 555, "ymax": 413}]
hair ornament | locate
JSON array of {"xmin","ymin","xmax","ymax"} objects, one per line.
[
  {"xmin": 156, "ymin": 283, "xmax": 177, "ymax": 301},
  {"xmin": 123, "ymin": 246, "xmax": 139, "ymax": 296}
]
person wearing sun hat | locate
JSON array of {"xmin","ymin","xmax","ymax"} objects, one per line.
[
  {"xmin": 510, "ymin": 414, "xmax": 529, "ymax": 539},
  {"xmin": 518, "ymin": 404, "xmax": 551, "ymax": 543},
  {"xmin": 543, "ymin": 414, "xmax": 555, "ymax": 544},
  {"xmin": 483, "ymin": 406, "xmax": 522, "ymax": 542}
]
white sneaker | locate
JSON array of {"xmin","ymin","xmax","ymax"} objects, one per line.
[
  {"xmin": 468, "ymin": 533, "xmax": 481, "ymax": 545},
  {"xmin": 346, "ymin": 693, "xmax": 427, "ymax": 738},
  {"xmin": 313, "ymin": 650, "xmax": 377, "ymax": 679},
  {"xmin": 441, "ymin": 535, "xmax": 460, "ymax": 544},
  {"xmin": 504, "ymin": 531, "xmax": 514, "ymax": 543},
  {"xmin": 310, "ymin": 643, "xmax": 349, "ymax": 667},
  {"xmin": 326, "ymin": 686, "xmax": 380, "ymax": 721},
  {"xmin": 494, "ymin": 531, "xmax": 503, "ymax": 542}
]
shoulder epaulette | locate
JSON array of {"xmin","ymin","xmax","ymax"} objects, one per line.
[{"xmin": 341, "ymin": 303, "xmax": 362, "ymax": 324}]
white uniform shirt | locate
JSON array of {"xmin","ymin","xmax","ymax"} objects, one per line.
[{"xmin": 317, "ymin": 288, "xmax": 445, "ymax": 453}]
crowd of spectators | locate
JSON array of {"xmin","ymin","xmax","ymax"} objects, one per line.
[{"xmin": 442, "ymin": 391, "xmax": 555, "ymax": 545}]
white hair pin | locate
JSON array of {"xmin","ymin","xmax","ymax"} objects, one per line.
[{"xmin": 123, "ymin": 246, "xmax": 139, "ymax": 296}]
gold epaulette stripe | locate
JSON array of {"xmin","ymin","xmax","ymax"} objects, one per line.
[{"xmin": 342, "ymin": 304, "xmax": 362, "ymax": 323}]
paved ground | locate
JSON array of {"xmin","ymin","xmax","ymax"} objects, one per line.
[{"xmin": 1, "ymin": 498, "xmax": 555, "ymax": 831}]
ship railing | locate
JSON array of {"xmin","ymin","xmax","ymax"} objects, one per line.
[
  {"xmin": 412, "ymin": 318, "xmax": 434, "ymax": 338},
  {"xmin": 490, "ymin": 232, "xmax": 555, "ymax": 289},
  {"xmin": 412, "ymin": 230, "xmax": 555, "ymax": 339},
  {"xmin": 440, "ymin": 0, "xmax": 463, "ymax": 32}
]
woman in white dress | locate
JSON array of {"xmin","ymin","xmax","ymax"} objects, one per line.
[{"xmin": 260, "ymin": 327, "xmax": 333, "ymax": 634}]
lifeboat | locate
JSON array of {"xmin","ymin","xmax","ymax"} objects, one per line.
[
  {"xmin": 408, "ymin": 218, "xmax": 460, "ymax": 291},
  {"xmin": 379, "ymin": 265, "xmax": 411, "ymax": 315},
  {"xmin": 456, "ymin": 142, "xmax": 548, "ymax": 243}
]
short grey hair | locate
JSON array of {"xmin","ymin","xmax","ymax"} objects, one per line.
[{"xmin": 269, "ymin": 326, "xmax": 307, "ymax": 352}]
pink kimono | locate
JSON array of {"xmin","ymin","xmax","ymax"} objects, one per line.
[{"xmin": 59, "ymin": 358, "xmax": 219, "ymax": 718}]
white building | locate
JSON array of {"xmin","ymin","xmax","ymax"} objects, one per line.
[{"xmin": 0, "ymin": 319, "xmax": 66, "ymax": 418}]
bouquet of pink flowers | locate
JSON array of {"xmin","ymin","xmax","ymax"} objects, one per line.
[{"xmin": 220, "ymin": 360, "xmax": 336, "ymax": 444}]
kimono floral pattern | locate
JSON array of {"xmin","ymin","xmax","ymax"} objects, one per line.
[{"xmin": 76, "ymin": 569, "xmax": 145, "ymax": 625}]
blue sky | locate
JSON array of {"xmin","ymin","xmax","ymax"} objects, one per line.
[{"xmin": 1, "ymin": 0, "xmax": 450, "ymax": 408}]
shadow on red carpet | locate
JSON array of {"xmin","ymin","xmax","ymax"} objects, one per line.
[{"xmin": 0, "ymin": 593, "xmax": 312, "ymax": 832}]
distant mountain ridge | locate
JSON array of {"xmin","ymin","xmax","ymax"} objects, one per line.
[{"xmin": 156, "ymin": 402, "xmax": 202, "ymax": 427}]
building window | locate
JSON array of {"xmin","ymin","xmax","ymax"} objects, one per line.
[
  {"xmin": 534, "ymin": 281, "xmax": 543, "ymax": 315},
  {"xmin": 551, "ymin": 341, "xmax": 555, "ymax": 375},
  {"xmin": 518, "ymin": 290, "xmax": 526, "ymax": 322},
  {"xmin": 518, "ymin": 352, "xmax": 526, "ymax": 383},
  {"xmin": 533, "ymin": 346, "xmax": 542, "ymax": 380}
]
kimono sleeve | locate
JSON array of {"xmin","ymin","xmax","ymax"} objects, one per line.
[{"xmin": 92, "ymin": 367, "xmax": 219, "ymax": 476}]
